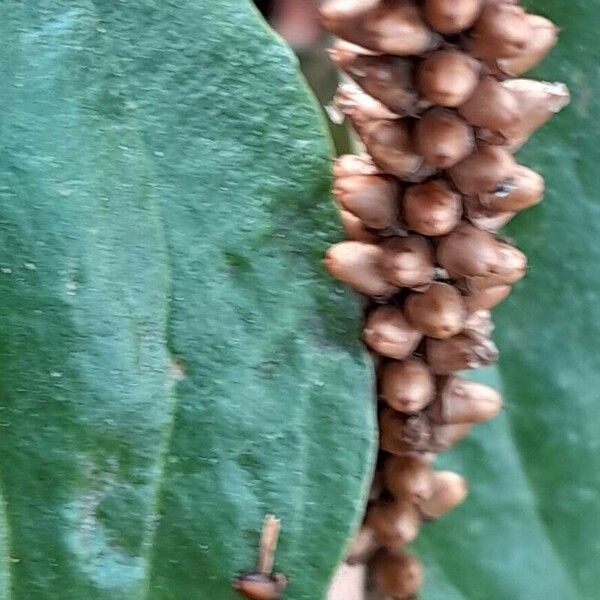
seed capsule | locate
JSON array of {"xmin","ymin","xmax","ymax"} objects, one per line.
[
  {"xmin": 426, "ymin": 331, "xmax": 499, "ymax": 374},
  {"xmin": 479, "ymin": 166, "xmax": 544, "ymax": 212},
  {"xmin": 233, "ymin": 574, "xmax": 287, "ymax": 600},
  {"xmin": 419, "ymin": 471, "xmax": 468, "ymax": 519},
  {"xmin": 471, "ymin": 2, "xmax": 532, "ymax": 60},
  {"xmin": 345, "ymin": 525, "xmax": 379, "ymax": 565},
  {"xmin": 325, "ymin": 241, "xmax": 397, "ymax": 297},
  {"xmin": 463, "ymin": 196, "xmax": 515, "ymax": 232},
  {"xmin": 448, "ymin": 145, "xmax": 516, "ymax": 195},
  {"xmin": 372, "ymin": 549, "xmax": 424, "ymax": 600},
  {"xmin": 464, "ymin": 281, "xmax": 512, "ymax": 311},
  {"xmin": 384, "ymin": 455, "xmax": 435, "ymax": 502},
  {"xmin": 380, "ymin": 358, "xmax": 436, "ymax": 413},
  {"xmin": 424, "ymin": 0, "xmax": 482, "ymax": 34},
  {"xmin": 360, "ymin": 119, "xmax": 425, "ymax": 179},
  {"xmin": 336, "ymin": 84, "xmax": 401, "ymax": 125},
  {"xmin": 415, "ymin": 108, "xmax": 475, "ymax": 169},
  {"xmin": 417, "ymin": 50, "xmax": 480, "ymax": 108},
  {"xmin": 496, "ymin": 14, "xmax": 558, "ymax": 76},
  {"xmin": 339, "ymin": 209, "xmax": 380, "ymax": 243},
  {"xmin": 463, "ymin": 309, "xmax": 494, "ymax": 338},
  {"xmin": 491, "ymin": 239, "xmax": 527, "ymax": 284},
  {"xmin": 364, "ymin": 305, "xmax": 423, "ymax": 360},
  {"xmin": 334, "ymin": 154, "xmax": 382, "ymax": 178},
  {"xmin": 367, "ymin": 498, "xmax": 421, "ymax": 546},
  {"xmin": 429, "ymin": 376, "xmax": 502, "ymax": 424},
  {"xmin": 329, "ymin": 43, "xmax": 421, "ymax": 114},
  {"xmin": 334, "ymin": 174, "xmax": 400, "ymax": 230},
  {"xmin": 405, "ymin": 282, "xmax": 467, "ymax": 339},
  {"xmin": 403, "ymin": 179, "xmax": 463, "ymax": 237},
  {"xmin": 380, "ymin": 235, "xmax": 435, "ymax": 287}
]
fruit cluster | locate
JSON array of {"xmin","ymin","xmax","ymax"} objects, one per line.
[{"xmin": 320, "ymin": 1, "xmax": 568, "ymax": 598}]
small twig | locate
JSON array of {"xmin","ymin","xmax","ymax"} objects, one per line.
[{"xmin": 257, "ymin": 514, "xmax": 281, "ymax": 576}]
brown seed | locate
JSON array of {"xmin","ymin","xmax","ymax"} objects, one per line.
[
  {"xmin": 424, "ymin": 0, "xmax": 483, "ymax": 34},
  {"xmin": 417, "ymin": 49, "xmax": 480, "ymax": 108},
  {"xmin": 384, "ymin": 455, "xmax": 435, "ymax": 502},
  {"xmin": 491, "ymin": 239, "xmax": 527, "ymax": 284},
  {"xmin": 405, "ymin": 282, "xmax": 467, "ymax": 339},
  {"xmin": 360, "ymin": 119, "xmax": 425, "ymax": 179},
  {"xmin": 325, "ymin": 241, "xmax": 397, "ymax": 297},
  {"xmin": 364, "ymin": 305, "xmax": 423, "ymax": 360},
  {"xmin": 497, "ymin": 14, "xmax": 558, "ymax": 76},
  {"xmin": 463, "ymin": 309, "xmax": 495, "ymax": 338},
  {"xmin": 429, "ymin": 376, "xmax": 503, "ymax": 424},
  {"xmin": 233, "ymin": 573, "xmax": 287, "ymax": 600},
  {"xmin": 372, "ymin": 548, "xmax": 424, "ymax": 599},
  {"xmin": 329, "ymin": 42, "xmax": 421, "ymax": 114},
  {"xmin": 419, "ymin": 471, "xmax": 468, "ymax": 519},
  {"xmin": 448, "ymin": 144, "xmax": 517, "ymax": 195},
  {"xmin": 463, "ymin": 195, "xmax": 516, "ymax": 232},
  {"xmin": 403, "ymin": 179, "xmax": 463, "ymax": 237},
  {"xmin": 471, "ymin": 2, "xmax": 532, "ymax": 60},
  {"xmin": 436, "ymin": 223, "xmax": 501, "ymax": 279},
  {"xmin": 379, "ymin": 408, "xmax": 434, "ymax": 456},
  {"xmin": 336, "ymin": 84, "xmax": 401, "ymax": 125},
  {"xmin": 339, "ymin": 209, "xmax": 380, "ymax": 243},
  {"xmin": 334, "ymin": 174, "xmax": 400, "ymax": 230},
  {"xmin": 426, "ymin": 331, "xmax": 499, "ymax": 374},
  {"xmin": 367, "ymin": 498, "xmax": 421, "ymax": 546},
  {"xmin": 380, "ymin": 235, "xmax": 436, "ymax": 288},
  {"xmin": 479, "ymin": 166, "xmax": 544, "ymax": 212},
  {"xmin": 334, "ymin": 154, "xmax": 382, "ymax": 178},
  {"xmin": 464, "ymin": 281, "xmax": 512, "ymax": 311},
  {"xmin": 345, "ymin": 525, "xmax": 379, "ymax": 565},
  {"xmin": 380, "ymin": 358, "xmax": 436, "ymax": 413},
  {"xmin": 415, "ymin": 109, "xmax": 475, "ymax": 169}
]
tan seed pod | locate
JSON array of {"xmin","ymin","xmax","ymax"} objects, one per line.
[
  {"xmin": 360, "ymin": 119, "xmax": 425, "ymax": 179},
  {"xmin": 404, "ymin": 282, "xmax": 467, "ymax": 339},
  {"xmin": 448, "ymin": 144, "xmax": 517, "ymax": 195},
  {"xmin": 364, "ymin": 305, "xmax": 423, "ymax": 360},
  {"xmin": 496, "ymin": 15, "xmax": 559, "ymax": 77},
  {"xmin": 436, "ymin": 223, "xmax": 501, "ymax": 279},
  {"xmin": 464, "ymin": 281, "xmax": 512, "ymax": 311},
  {"xmin": 429, "ymin": 376, "xmax": 503, "ymax": 424},
  {"xmin": 479, "ymin": 166, "xmax": 544, "ymax": 213},
  {"xmin": 372, "ymin": 548, "xmax": 424, "ymax": 600},
  {"xmin": 471, "ymin": 2, "xmax": 532, "ymax": 60},
  {"xmin": 426, "ymin": 331, "xmax": 499, "ymax": 374},
  {"xmin": 325, "ymin": 241, "xmax": 397, "ymax": 297},
  {"xmin": 463, "ymin": 309, "xmax": 495, "ymax": 338},
  {"xmin": 415, "ymin": 109, "xmax": 475, "ymax": 169},
  {"xmin": 490, "ymin": 239, "xmax": 527, "ymax": 284},
  {"xmin": 424, "ymin": 0, "xmax": 483, "ymax": 34},
  {"xmin": 419, "ymin": 471, "xmax": 468, "ymax": 519},
  {"xmin": 380, "ymin": 358, "xmax": 436, "ymax": 413},
  {"xmin": 336, "ymin": 83, "xmax": 401, "ymax": 125},
  {"xmin": 367, "ymin": 498, "xmax": 421, "ymax": 546},
  {"xmin": 334, "ymin": 154, "xmax": 382, "ymax": 178},
  {"xmin": 339, "ymin": 209, "xmax": 380, "ymax": 243},
  {"xmin": 380, "ymin": 235, "xmax": 436, "ymax": 288},
  {"xmin": 403, "ymin": 180, "xmax": 463, "ymax": 237},
  {"xmin": 384, "ymin": 455, "xmax": 435, "ymax": 502},
  {"xmin": 329, "ymin": 42, "xmax": 422, "ymax": 114},
  {"xmin": 345, "ymin": 525, "xmax": 380, "ymax": 565},
  {"xmin": 334, "ymin": 174, "xmax": 400, "ymax": 230},
  {"xmin": 463, "ymin": 195, "xmax": 516, "ymax": 231},
  {"xmin": 417, "ymin": 49, "xmax": 480, "ymax": 108}
]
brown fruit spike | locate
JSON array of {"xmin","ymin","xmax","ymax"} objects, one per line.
[
  {"xmin": 426, "ymin": 332, "xmax": 499, "ymax": 374},
  {"xmin": 404, "ymin": 282, "xmax": 467, "ymax": 339},
  {"xmin": 403, "ymin": 179, "xmax": 463, "ymax": 237},
  {"xmin": 424, "ymin": 0, "xmax": 483, "ymax": 34},
  {"xmin": 429, "ymin": 376, "xmax": 503, "ymax": 424},
  {"xmin": 417, "ymin": 49, "xmax": 480, "ymax": 108},
  {"xmin": 419, "ymin": 471, "xmax": 469, "ymax": 519},
  {"xmin": 379, "ymin": 235, "xmax": 436, "ymax": 288},
  {"xmin": 496, "ymin": 15, "xmax": 559, "ymax": 77},
  {"xmin": 345, "ymin": 525, "xmax": 380, "ymax": 565},
  {"xmin": 372, "ymin": 548, "xmax": 424, "ymax": 600},
  {"xmin": 325, "ymin": 241, "xmax": 398, "ymax": 298},
  {"xmin": 471, "ymin": 2, "xmax": 531, "ymax": 60},
  {"xmin": 360, "ymin": 119, "xmax": 427, "ymax": 180},
  {"xmin": 329, "ymin": 42, "xmax": 421, "ymax": 114},
  {"xmin": 364, "ymin": 305, "xmax": 423, "ymax": 360},
  {"xmin": 384, "ymin": 455, "xmax": 435, "ymax": 503},
  {"xmin": 448, "ymin": 145, "xmax": 516, "ymax": 196},
  {"xmin": 380, "ymin": 358, "xmax": 436, "ymax": 413},
  {"xmin": 415, "ymin": 108, "xmax": 475, "ymax": 169},
  {"xmin": 367, "ymin": 498, "xmax": 421, "ymax": 546},
  {"xmin": 339, "ymin": 209, "xmax": 379, "ymax": 243},
  {"xmin": 478, "ymin": 165, "xmax": 544, "ymax": 213},
  {"xmin": 334, "ymin": 174, "xmax": 400, "ymax": 230}
]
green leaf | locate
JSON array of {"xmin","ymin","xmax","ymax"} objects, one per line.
[
  {"xmin": 416, "ymin": 1, "xmax": 600, "ymax": 598},
  {"xmin": 0, "ymin": 2, "xmax": 376, "ymax": 599}
]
